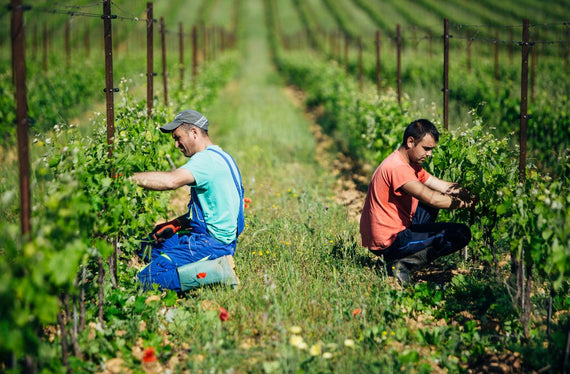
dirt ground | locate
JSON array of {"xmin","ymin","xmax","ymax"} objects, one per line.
[{"xmin": 284, "ymin": 86, "xmax": 368, "ymax": 222}]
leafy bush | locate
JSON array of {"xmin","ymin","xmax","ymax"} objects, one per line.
[{"xmin": 0, "ymin": 52, "xmax": 238, "ymax": 366}]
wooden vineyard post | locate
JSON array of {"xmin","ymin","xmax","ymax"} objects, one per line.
[
  {"xmin": 519, "ymin": 19, "xmax": 530, "ymax": 183},
  {"xmin": 517, "ymin": 18, "xmax": 532, "ymax": 338},
  {"xmin": 146, "ymin": 2, "xmax": 154, "ymax": 118},
  {"xmin": 11, "ymin": 0, "xmax": 31, "ymax": 237},
  {"xmin": 442, "ymin": 18, "xmax": 450, "ymax": 130},
  {"xmin": 103, "ymin": 0, "xmax": 115, "ymax": 160},
  {"xmin": 102, "ymin": 0, "xmax": 118, "ymax": 286},
  {"xmin": 160, "ymin": 17, "xmax": 168, "ymax": 106}
]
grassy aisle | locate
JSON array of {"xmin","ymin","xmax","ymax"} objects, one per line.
[
  {"xmin": 136, "ymin": 2, "xmax": 531, "ymax": 373},
  {"xmin": 174, "ymin": 1, "xmax": 388, "ymax": 372}
]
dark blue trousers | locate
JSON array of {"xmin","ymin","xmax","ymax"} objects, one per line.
[{"xmin": 372, "ymin": 203, "xmax": 471, "ymax": 262}]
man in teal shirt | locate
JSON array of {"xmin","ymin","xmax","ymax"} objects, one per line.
[{"xmin": 133, "ymin": 109, "xmax": 244, "ymax": 291}]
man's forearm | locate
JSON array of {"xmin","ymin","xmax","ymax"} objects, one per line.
[
  {"xmin": 425, "ymin": 178, "xmax": 475, "ymax": 207},
  {"xmin": 424, "ymin": 190, "xmax": 462, "ymax": 209},
  {"xmin": 425, "ymin": 176, "xmax": 458, "ymax": 194},
  {"xmin": 133, "ymin": 171, "xmax": 178, "ymax": 191},
  {"xmin": 403, "ymin": 180, "xmax": 474, "ymax": 209}
]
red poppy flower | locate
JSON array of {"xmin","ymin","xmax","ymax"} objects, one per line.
[
  {"xmin": 244, "ymin": 197, "xmax": 252, "ymax": 203},
  {"xmin": 219, "ymin": 307, "xmax": 229, "ymax": 322},
  {"xmin": 352, "ymin": 308, "xmax": 362, "ymax": 317},
  {"xmin": 244, "ymin": 203, "xmax": 250, "ymax": 209},
  {"xmin": 142, "ymin": 347, "xmax": 157, "ymax": 363},
  {"xmin": 197, "ymin": 272, "xmax": 207, "ymax": 279}
]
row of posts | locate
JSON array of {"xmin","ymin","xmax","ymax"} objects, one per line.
[
  {"xmin": 445, "ymin": 18, "xmax": 531, "ymax": 183},
  {"xmin": 10, "ymin": 0, "xmax": 232, "ymax": 252},
  {"xmin": 286, "ymin": 20, "xmax": 534, "ymax": 182},
  {"xmin": 286, "ymin": 21, "xmax": 556, "ymax": 114},
  {"xmin": 23, "ymin": 15, "xmax": 229, "ymax": 76},
  {"xmin": 8, "ymin": 2, "xmax": 534, "ymax": 238}
]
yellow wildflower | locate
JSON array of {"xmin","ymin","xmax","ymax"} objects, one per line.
[
  {"xmin": 289, "ymin": 335, "xmax": 307, "ymax": 350},
  {"xmin": 309, "ymin": 342, "xmax": 323, "ymax": 356},
  {"xmin": 344, "ymin": 339, "xmax": 355, "ymax": 348},
  {"xmin": 289, "ymin": 326, "xmax": 302, "ymax": 334}
]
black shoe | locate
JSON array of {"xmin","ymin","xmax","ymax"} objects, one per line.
[{"xmin": 388, "ymin": 261, "xmax": 411, "ymax": 286}]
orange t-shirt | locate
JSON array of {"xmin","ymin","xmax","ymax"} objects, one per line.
[{"xmin": 360, "ymin": 150, "xmax": 431, "ymax": 250}]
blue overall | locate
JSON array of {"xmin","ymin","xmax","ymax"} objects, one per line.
[
  {"xmin": 138, "ymin": 149, "xmax": 243, "ymax": 291},
  {"xmin": 372, "ymin": 203, "xmax": 471, "ymax": 262}
]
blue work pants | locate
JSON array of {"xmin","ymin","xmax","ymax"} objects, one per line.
[{"xmin": 372, "ymin": 203, "xmax": 471, "ymax": 262}]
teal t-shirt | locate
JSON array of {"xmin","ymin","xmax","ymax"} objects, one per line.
[{"xmin": 181, "ymin": 145, "xmax": 241, "ymax": 244}]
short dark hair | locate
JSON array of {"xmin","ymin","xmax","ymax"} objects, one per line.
[
  {"xmin": 402, "ymin": 119, "xmax": 439, "ymax": 146},
  {"xmin": 180, "ymin": 123, "xmax": 208, "ymax": 136}
]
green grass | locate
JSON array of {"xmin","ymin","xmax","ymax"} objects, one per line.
[{"xmin": 2, "ymin": 0, "xmax": 569, "ymax": 372}]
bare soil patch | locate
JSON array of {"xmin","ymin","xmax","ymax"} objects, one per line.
[{"xmin": 284, "ymin": 86, "xmax": 368, "ymax": 222}]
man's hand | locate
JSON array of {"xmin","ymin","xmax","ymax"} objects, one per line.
[
  {"xmin": 150, "ymin": 219, "xmax": 181, "ymax": 243},
  {"xmin": 402, "ymin": 180, "xmax": 478, "ymax": 210},
  {"xmin": 451, "ymin": 189, "xmax": 478, "ymax": 209},
  {"xmin": 445, "ymin": 185, "xmax": 477, "ymax": 209}
]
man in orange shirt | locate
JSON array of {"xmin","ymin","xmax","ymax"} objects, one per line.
[{"xmin": 360, "ymin": 119, "xmax": 476, "ymax": 285}]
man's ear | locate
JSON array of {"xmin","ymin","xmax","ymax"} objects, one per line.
[{"xmin": 405, "ymin": 136, "xmax": 415, "ymax": 149}]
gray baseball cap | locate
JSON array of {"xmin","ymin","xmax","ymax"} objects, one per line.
[{"xmin": 160, "ymin": 109, "xmax": 209, "ymax": 133}]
